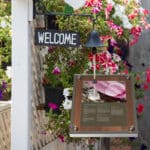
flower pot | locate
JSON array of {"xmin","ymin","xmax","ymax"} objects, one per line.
[{"xmin": 44, "ymin": 85, "xmax": 64, "ymax": 113}]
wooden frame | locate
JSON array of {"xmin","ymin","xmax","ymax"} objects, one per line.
[{"xmin": 70, "ymin": 74, "xmax": 138, "ymax": 137}]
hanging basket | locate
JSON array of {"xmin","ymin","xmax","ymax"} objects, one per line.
[{"xmin": 44, "ymin": 85, "xmax": 64, "ymax": 113}]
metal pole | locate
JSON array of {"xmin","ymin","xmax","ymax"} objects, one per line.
[
  {"xmin": 104, "ymin": 138, "xmax": 110, "ymax": 150},
  {"xmin": 95, "ymin": 138, "xmax": 110, "ymax": 150}
]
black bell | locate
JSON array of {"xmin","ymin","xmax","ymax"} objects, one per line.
[{"xmin": 85, "ymin": 30, "xmax": 103, "ymax": 47}]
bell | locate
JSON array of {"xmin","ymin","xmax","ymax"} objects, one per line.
[{"xmin": 85, "ymin": 30, "xmax": 103, "ymax": 47}]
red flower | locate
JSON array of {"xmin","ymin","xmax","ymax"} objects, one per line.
[
  {"xmin": 48, "ymin": 102, "xmax": 58, "ymax": 110},
  {"xmin": 117, "ymin": 27, "xmax": 123, "ymax": 36},
  {"xmin": 96, "ymin": 64, "xmax": 100, "ymax": 70},
  {"xmin": 128, "ymin": 13, "xmax": 138, "ymax": 20},
  {"xmin": 88, "ymin": 53, "xmax": 93, "ymax": 61},
  {"xmin": 137, "ymin": 104, "xmax": 144, "ymax": 113},
  {"xmin": 136, "ymin": 74, "xmax": 141, "ymax": 81},
  {"xmin": 69, "ymin": 59, "xmax": 75, "ymax": 66},
  {"xmin": 124, "ymin": 69, "xmax": 129, "ymax": 75},
  {"xmin": 42, "ymin": 77, "xmax": 48, "ymax": 84},
  {"xmin": 100, "ymin": 35, "xmax": 112, "ymax": 42},
  {"xmin": 143, "ymin": 9, "xmax": 149, "ymax": 15},
  {"xmin": 143, "ymin": 83, "xmax": 149, "ymax": 90},
  {"xmin": 146, "ymin": 68, "xmax": 150, "ymax": 83},
  {"xmin": 58, "ymin": 135, "xmax": 65, "ymax": 142},
  {"xmin": 85, "ymin": 0, "xmax": 94, "ymax": 7},
  {"xmin": 131, "ymin": 26, "xmax": 142, "ymax": 37}
]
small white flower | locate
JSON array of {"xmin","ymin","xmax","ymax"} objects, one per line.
[
  {"xmin": 113, "ymin": 4, "xmax": 125, "ymax": 18},
  {"xmin": 0, "ymin": 20, "xmax": 7, "ymax": 28},
  {"xmin": 63, "ymin": 88, "xmax": 72, "ymax": 97},
  {"xmin": 88, "ymin": 62, "xmax": 92, "ymax": 68},
  {"xmin": 63, "ymin": 97, "xmax": 72, "ymax": 110},
  {"xmin": 107, "ymin": 0, "xmax": 115, "ymax": 6},
  {"xmin": 122, "ymin": 15, "xmax": 133, "ymax": 29},
  {"xmin": 123, "ymin": 21, "xmax": 132, "ymax": 29},
  {"xmin": 113, "ymin": 4, "xmax": 132, "ymax": 29},
  {"xmin": 6, "ymin": 66, "xmax": 12, "ymax": 79},
  {"xmin": 135, "ymin": 0, "xmax": 141, "ymax": 4},
  {"xmin": 112, "ymin": 53, "xmax": 121, "ymax": 62}
]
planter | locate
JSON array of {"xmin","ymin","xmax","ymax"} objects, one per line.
[{"xmin": 44, "ymin": 85, "xmax": 64, "ymax": 113}]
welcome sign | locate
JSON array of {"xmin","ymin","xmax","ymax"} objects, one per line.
[{"xmin": 35, "ymin": 29, "xmax": 80, "ymax": 47}]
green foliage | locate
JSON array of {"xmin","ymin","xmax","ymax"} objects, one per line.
[
  {"xmin": 0, "ymin": 0, "xmax": 11, "ymax": 100},
  {"xmin": 46, "ymin": 107, "xmax": 71, "ymax": 141},
  {"xmin": 44, "ymin": 47, "xmax": 89, "ymax": 87},
  {"xmin": 0, "ymin": 0, "xmax": 11, "ymax": 70},
  {"xmin": 37, "ymin": 0, "xmax": 65, "ymax": 13}
]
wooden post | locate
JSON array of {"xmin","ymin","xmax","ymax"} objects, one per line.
[{"xmin": 11, "ymin": 0, "xmax": 32, "ymax": 149}]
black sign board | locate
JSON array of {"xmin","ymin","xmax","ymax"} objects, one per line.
[
  {"xmin": 35, "ymin": 29, "xmax": 80, "ymax": 47},
  {"xmin": 70, "ymin": 74, "xmax": 138, "ymax": 137}
]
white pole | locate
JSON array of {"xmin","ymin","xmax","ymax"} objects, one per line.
[{"xmin": 11, "ymin": 0, "xmax": 32, "ymax": 149}]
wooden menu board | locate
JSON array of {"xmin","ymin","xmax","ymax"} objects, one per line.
[{"xmin": 70, "ymin": 74, "xmax": 138, "ymax": 137}]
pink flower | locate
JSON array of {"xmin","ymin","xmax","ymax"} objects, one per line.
[
  {"xmin": 85, "ymin": 0, "xmax": 93, "ymax": 7},
  {"xmin": 85, "ymin": 0, "xmax": 102, "ymax": 13},
  {"xmin": 110, "ymin": 38, "xmax": 117, "ymax": 46},
  {"xmin": 141, "ymin": 16, "xmax": 150, "ymax": 30},
  {"xmin": 58, "ymin": 135, "xmax": 65, "ymax": 142},
  {"xmin": 52, "ymin": 67, "xmax": 61, "ymax": 74},
  {"xmin": 143, "ymin": 9, "xmax": 149, "ymax": 15},
  {"xmin": 107, "ymin": 20, "xmax": 123, "ymax": 36},
  {"xmin": 143, "ymin": 83, "xmax": 149, "ymax": 90},
  {"xmin": 146, "ymin": 68, "xmax": 150, "ymax": 83},
  {"xmin": 123, "ymin": 69, "xmax": 129, "ymax": 75},
  {"xmin": 100, "ymin": 35, "xmax": 112, "ymax": 42},
  {"xmin": 108, "ymin": 61, "xmax": 118, "ymax": 74},
  {"xmin": 129, "ymin": 26, "xmax": 142, "ymax": 46},
  {"xmin": 137, "ymin": 104, "xmax": 144, "ymax": 113},
  {"xmin": 129, "ymin": 38, "xmax": 138, "ymax": 46},
  {"xmin": 48, "ymin": 102, "xmax": 58, "ymax": 110},
  {"xmin": 128, "ymin": 13, "xmax": 138, "ymax": 20},
  {"xmin": 92, "ymin": 7, "xmax": 100, "ymax": 13},
  {"xmin": 117, "ymin": 27, "xmax": 123, "ymax": 36},
  {"xmin": 105, "ymin": 3, "xmax": 113, "ymax": 19},
  {"xmin": 131, "ymin": 26, "xmax": 142, "ymax": 37},
  {"xmin": 85, "ymin": 0, "xmax": 102, "ymax": 7}
]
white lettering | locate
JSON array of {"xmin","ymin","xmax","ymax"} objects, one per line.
[
  {"xmin": 44, "ymin": 32, "xmax": 51, "ymax": 44},
  {"xmin": 53, "ymin": 33, "xmax": 60, "ymax": 44},
  {"xmin": 64, "ymin": 33, "xmax": 71, "ymax": 45},
  {"xmin": 37, "ymin": 30, "xmax": 78, "ymax": 46},
  {"xmin": 38, "ymin": 32, "xmax": 45, "ymax": 43},
  {"xmin": 59, "ymin": 33, "xmax": 64, "ymax": 45},
  {"xmin": 71, "ymin": 33, "xmax": 77, "ymax": 45}
]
